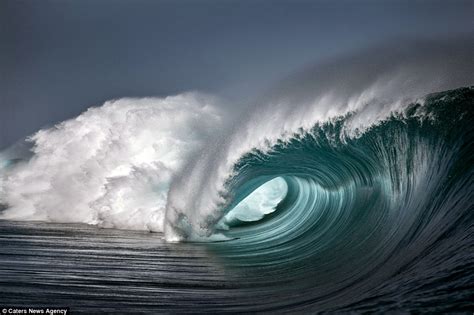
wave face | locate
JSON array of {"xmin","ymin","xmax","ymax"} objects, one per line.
[{"xmin": 204, "ymin": 88, "xmax": 473, "ymax": 311}]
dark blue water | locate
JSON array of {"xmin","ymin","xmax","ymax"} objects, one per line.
[
  {"xmin": 0, "ymin": 220, "xmax": 238, "ymax": 313},
  {"xmin": 0, "ymin": 218, "xmax": 472, "ymax": 313}
]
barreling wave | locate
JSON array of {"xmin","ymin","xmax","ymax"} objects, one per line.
[
  {"xmin": 202, "ymin": 87, "xmax": 473, "ymax": 312},
  {"xmin": 181, "ymin": 87, "xmax": 473, "ymax": 243},
  {"xmin": 164, "ymin": 40, "xmax": 474, "ymax": 242}
]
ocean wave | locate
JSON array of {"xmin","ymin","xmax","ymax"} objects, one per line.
[
  {"xmin": 199, "ymin": 87, "xmax": 473, "ymax": 311},
  {"xmin": 0, "ymin": 42, "xmax": 472, "ymax": 248}
]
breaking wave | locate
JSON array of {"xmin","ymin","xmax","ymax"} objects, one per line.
[{"xmin": 0, "ymin": 94, "xmax": 223, "ymax": 232}]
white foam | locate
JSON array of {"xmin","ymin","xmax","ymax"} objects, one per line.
[
  {"xmin": 0, "ymin": 93, "xmax": 222, "ymax": 232},
  {"xmin": 220, "ymin": 177, "xmax": 288, "ymax": 226}
]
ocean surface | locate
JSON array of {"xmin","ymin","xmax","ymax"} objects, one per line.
[{"xmin": 0, "ymin": 220, "xmax": 236, "ymax": 313}]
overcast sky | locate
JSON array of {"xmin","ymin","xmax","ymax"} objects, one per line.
[{"xmin": 1, "ymin": 0, "xmax": 473, "ymax": 149}]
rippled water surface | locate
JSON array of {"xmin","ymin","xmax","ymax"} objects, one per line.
[
  {"xmin": 0, "ymin": 220, "xmax": 240, "ymax": 313},
  {"xmin": 1, "ymin": 219, "xmax": 472, "ymax": 313}
]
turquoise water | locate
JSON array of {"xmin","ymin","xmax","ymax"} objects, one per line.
[{"xmin": 208, "ymin": 87, "xmax": 474, "ymax": 312}]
